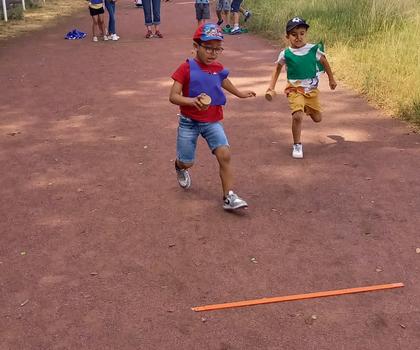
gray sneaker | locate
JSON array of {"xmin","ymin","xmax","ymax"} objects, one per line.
[
  {"xmin": 223, "ymin": 191, "xmax": 248, "ymax": 210},
  {"xmin": 175, "ymin": 164, "xmax": 191, "ymax": 189}
]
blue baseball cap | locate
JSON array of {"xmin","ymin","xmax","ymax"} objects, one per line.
[{"xmin": 193, "ymin": 23, "xmax": 224, "ymax": 42}]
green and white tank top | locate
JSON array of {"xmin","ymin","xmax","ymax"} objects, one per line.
[{"xmin": 277, "ymin": 43, "xmax": 325, "ymax": 92}]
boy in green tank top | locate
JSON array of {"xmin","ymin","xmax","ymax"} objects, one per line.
[{"xmin": 266, "ymin": 17, "xmax": 337, "ymax": 159}]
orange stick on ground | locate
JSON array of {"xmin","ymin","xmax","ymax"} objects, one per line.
[{"xmin": 191, "ymin": 282, "xmax": 404, "ymax": 312}]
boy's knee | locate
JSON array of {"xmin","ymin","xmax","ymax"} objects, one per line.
[
  {"xmin": 214, "ymin": 146, "xmax": 231, "ymax": 163},
  {"xmin": 292, "ymin": 111, "xmax": 304, "ymax": 122},
  {"xmin": 310, "ymin": 112, "xmax": 322, "ymax": 122}
]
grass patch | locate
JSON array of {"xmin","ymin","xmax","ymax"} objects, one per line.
[
  {"xmin": 246, "ymin": 0, "xmax": 420, "ymax": 126},
  {"xmin": 0, "ymin": 0, "xmax": 86, "ymax": 41}
]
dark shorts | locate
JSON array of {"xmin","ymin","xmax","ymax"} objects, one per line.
[
  {"xmin": 231, "ymin": 0, "xmax": 243, "ymax": 12},
  {"xmin": 89, "ymin": 6, "xmax": 105, "ymax": 16},
  {"xmin": 195, "ymin": 3, "xmax": 210, "ymax": 20}
]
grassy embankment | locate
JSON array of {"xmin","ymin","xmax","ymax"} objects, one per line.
[
  {"xmin": 246, "ymin": 0, "xmax": 420, "ymax": 126},
  {"xmin": 0, "ymin": 0, "xmax": 86, "ymax": 41}
]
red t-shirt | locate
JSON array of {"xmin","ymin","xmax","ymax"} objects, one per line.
[{"xmin": 171, "ymin": 59, "xmax": 224, "ymax": 122}]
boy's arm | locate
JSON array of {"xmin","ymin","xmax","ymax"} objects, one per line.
[
  {"xmin": 221, "ymin": 78, "xmax": 256, "ymax": 98},
  {"xmin": 266, "ymin": 63, "xmax": 282, "ymax": 92},
  {"xmin": 169, "ymin": 80, "xmax": 207, "ymax": 110},
  {"xmin": 319, "ymin": 55, "xmax": 337, "ymax": 90}
]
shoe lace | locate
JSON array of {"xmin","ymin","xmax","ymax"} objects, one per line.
[{"xmin": 226, "ymin": 192, "xmax": 238, "ymax": 204}]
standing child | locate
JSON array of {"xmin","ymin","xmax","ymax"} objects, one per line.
[
  {"xmin": 169, "ymin": 23, "xmax": 256, "ymax": 210},
  {"xmin": 266, "ymin": 17, "xmax": 337, "ymax": 158},
  {"xmin": 87, "ymin": 0, "xmax": 108, "ymax": 42},
  {"xmin": 195, "ymin": 0, "xmax": 210, "ymax": 26},
  {"xmin": 105, "ymin": 0, "xmax": 120, "ymax": 40}
]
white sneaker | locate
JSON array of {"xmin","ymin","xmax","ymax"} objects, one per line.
[
  {"xmin": 92, "ymin": 36, "xmax": 98, "ymax": 42},
  {"xmin": 103, "ymin": 35, "xmax": 109, "ymax": 41},
  {"xmin": 175, "ymin": 164, "xmax": 191, "ymax": 189},
  {"xmin": 292, "ymin": 143, "xmax": 303, "ymax": 158},
  {"xmin": 223, "ymin": 191, "xmax": 248, "ymax": 210},
  {"xmin": 110, "ymin": 34, "xmax": 120, "ymax": 41}
]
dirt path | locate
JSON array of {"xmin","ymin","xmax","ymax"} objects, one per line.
[{"xmin": 1, "ymin": 1, "xmax": 419, "ymax": 349}]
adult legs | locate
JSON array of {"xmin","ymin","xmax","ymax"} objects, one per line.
[
  {"xmin": 152, "ymin": 0, "xmax": 161, "ymax": 34},
  {"xmin": 142, "ymin": 0, "xmax": 153, "ymax": 34},
  {"xmin": 105, "ymin": 0, "xmax": 116, "ymax": 34}
]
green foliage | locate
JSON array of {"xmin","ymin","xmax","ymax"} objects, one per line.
[{"xmin": 246, "ymin": 0, "xmax": 420, "ymax": 123}]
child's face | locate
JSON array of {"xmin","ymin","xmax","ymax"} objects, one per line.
[
  {"xmin": 194, "ymin": 40, "xmax": 224, "ymax": 65},
  {"xmin": 286, "ymin": 27, "xmax": 308, "ymax": 48}
]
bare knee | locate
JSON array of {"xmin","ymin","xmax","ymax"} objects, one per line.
[
  {"xmin": 214, "ymin": 146, "xmax": 231, "ymax": 165},
  {"xmin": 292, "ymin": 111, "xmax": 304, "ymax": 123},
  {"xmin": 311, "ymin": 112, "xmax": 322, "ymax": 123}
]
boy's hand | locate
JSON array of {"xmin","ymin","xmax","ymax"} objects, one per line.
[
  {"xmin": 329, "ymin": 79, "xmax": 337, "ymax": 90},
  {"xmin": 191, "ymin": 97, "xmax": 208, "ymax": 110},
  {"xmin": 238, "ymin": 90, "xmax": 256, "ymax": 98}
]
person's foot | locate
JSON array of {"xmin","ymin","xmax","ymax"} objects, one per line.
[
  {"xmin": 110, "ymin": 33, "xmax": 120, "ymax": 41},
  {"xmin": 175, "ymin": 163, "xmax": 191, "ymax": 189},
  {"xmin": 230, "ymin": 27, "xmax": 242, "ymax": 35},
  {"xmin": 222, "ymin": 25, "xmax": 231, "ymax": 34},
  {"xmin": 223, "ymin": 191, "xmax": 248, "ymax": 210},
  {"xmin": 244, "ymin": 10, "xmax": 252, "ymax": 22},
  {"xmin": 92, "ymin": 36, "xmax": 98, "ymax": 42},
  {"xmin": 145, "ymin": 30, "xmax": 153, "ymax": 38},
  {"xmin": 292, "ymin": 143, "xmax": 304, "ymax": 158},
  {"xmin": 103, "ymin": 35, "xmax": 109, "ymax": 41},
  {"xmin": 217, "ymin": 19, "xmax": 223, "ymax": 26},
  {"xmin": 154, "ymin": 31, "xmax": 163, "ymax": 38}
]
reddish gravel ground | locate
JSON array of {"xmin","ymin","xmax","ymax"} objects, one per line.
[{"xmin": 1, "ymin": 1, "xmax": 419, "ymax": 349}]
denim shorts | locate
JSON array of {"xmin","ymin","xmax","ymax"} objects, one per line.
[{"xmin": 176, "ymin": 115, "xmax": 229, "ymax": 163}]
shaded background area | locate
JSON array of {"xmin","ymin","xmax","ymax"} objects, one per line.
[{"xmin": 1, "ymin": 1, "xmax": 419, "ymax": 349}]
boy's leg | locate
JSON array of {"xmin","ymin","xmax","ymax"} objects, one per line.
[
  {"xmin": 214, "ymin": 147, "xmax": 247, "ymax": 210},
  {"xmin": 306, "ymin": 106, "xmax": 322, "ymax": 123},
  {"xmin": 287, "ymin": 91, "xmax": 305, "ymax": 158},
  {"xmin": 214, "ymin": 146, "xmax": 233, "ymax": 196},
  {"xmin": 176, "ymin": 116, "xmax": 199, "ymax": 189},
  {"xmin": 202, "ymin": 122, "xmax": 247, "ymax": 209},
  {"xmin": 304, "ymin": 92, "xmax": 323, "ymax": 123},
  {"xmin": 292, "ymin": 111, "xmax": 304, "ymax": 144}
]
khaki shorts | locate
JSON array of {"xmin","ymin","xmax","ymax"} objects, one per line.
[{"xmin": 286, "ymin": 87, "xmax": 322, "ymax": 114}]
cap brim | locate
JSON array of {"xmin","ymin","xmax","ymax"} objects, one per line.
[
  {"xmin": 201, "ymin": 36, "xmax": 223, "ymax": 41},
  {"xmin": 287, "ymin": 23, "xmax": 309, "ymax": 33}
]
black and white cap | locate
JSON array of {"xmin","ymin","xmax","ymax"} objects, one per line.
[{"xmin": 286, "ymin": 17, "xmax": 309, "ymax": 33}]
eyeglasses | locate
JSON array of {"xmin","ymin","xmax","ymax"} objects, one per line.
[{"xmin": 199, "ymin": 44, "xmax": 224, "ymax": 54}]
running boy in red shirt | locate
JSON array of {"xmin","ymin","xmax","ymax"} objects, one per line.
[{"xmin": 169, "ymin": 23, "xmax": 256, "ymax": 210}]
